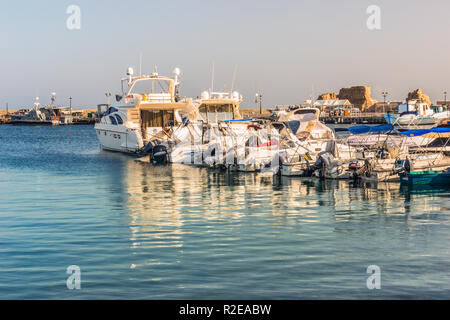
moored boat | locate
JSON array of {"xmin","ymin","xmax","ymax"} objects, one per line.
[
  {"xmin": 385, "ymin": 100, "xmax": 450, "ymax": 127},
  {"xmin": 399, "ymin": 168, "xmax": 450, "ymax": 185},
  {"xmin": 10, "ymin": 97, "xmax": 61, "ymax": 126},
  {"xmin": 94, "ymin": 67, "xmax": 200, "ymax": 154},
  {"xmin": 357, "ymin": 127, "xmax": 450, "ymax": 182}
]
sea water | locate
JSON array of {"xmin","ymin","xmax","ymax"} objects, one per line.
[{"xmin": 0, "ymin": 125, "xmax": 449, "ymax": 299}]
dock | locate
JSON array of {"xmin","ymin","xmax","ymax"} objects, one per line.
[
  {"xmin": 0, "ymin": 112, "xmax": 11, "ymax": 125},
  {"xmin": 240, "ymin": 109, "xmax": 387, "ymax": 124}
]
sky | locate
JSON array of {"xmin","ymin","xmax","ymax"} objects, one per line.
[{"xmin": 1, "ymin": 0, "xmax": 450, "ymax": 109}]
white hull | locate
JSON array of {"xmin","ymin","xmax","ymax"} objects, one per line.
[
  {"xmin": 94, "ymin": 123, "xmax": 144, "ymax": 153},
  {"xmin": 386, "ymin": 111, "xmax": 449, "ymax": 126},
  {"xmin": 396, "ymin": 116, "xmax": 438, "ymax": 126}
]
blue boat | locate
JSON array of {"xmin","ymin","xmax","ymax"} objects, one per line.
[{"xmin": 399, "ymin": 168, "xmax": 450, "ymax": 185}]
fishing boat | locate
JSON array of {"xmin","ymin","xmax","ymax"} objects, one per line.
[
  {"xmin": 306, "ymin": 124, "xmax": 450, "ymax": 181},
  {"xmin": 385, "ymin": 100, "xmax": 449, "ymax": 127},
  {"xmin": 94, "ymin": 67, "xmax": 199, "ymax": 154},
  {"xmin": 399, "ymin": 168, "xmax": 450, "ymax": 185},
  {"xmin": 356, "ymin": 127, "xmax": 450, "ymax": 182}
]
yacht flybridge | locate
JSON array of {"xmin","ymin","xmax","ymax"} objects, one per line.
[
  {"xmin": 94, "ymin": 67, "xmax": 199, "ymax": 153},
  {"xmin": 197, "ymin": 90, "xmax": 243, "ymax": 122}
]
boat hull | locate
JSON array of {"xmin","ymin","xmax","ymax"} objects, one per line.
[
  {"xmin": 399, "ymin": 170, "xmax": 450, "ymax": 185},
  {"xmin": 10, "ymin": 120, "xmax": 60, "ymax": 126},
  {"xmin": 385, "ymin": 113, "xmax": 440, "ymax": 126},
  {"xmin": 94, "ymin": 123, "xmax": 143, "ymax": 154}
]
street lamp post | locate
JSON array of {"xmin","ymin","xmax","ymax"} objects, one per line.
[
  {"xmin": 255, "ymin": 93, "xmax": 262, "ymax": 114},
  {"xmin": 259, "ymin": 94, "xmax": 263, "ymax": 115},
  {"xmin": 69, "ymin": 97, "xmax": 73, "ymax": 124},
  {"xmin": 444, "ymin": 91, "xmax": 447, "ymax": 107},
  {"xmin": 382, "ymin": 91, "xmax": 388, "ymax": 114}
]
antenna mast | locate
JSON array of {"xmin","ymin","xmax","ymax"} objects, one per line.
[
  {"xmin": 210, "ymin": 61, "xmax": 215, "ymax": 94},
  {"xmin": 230, "ymin": 64, "xmax": 238, "ymax": 93}
]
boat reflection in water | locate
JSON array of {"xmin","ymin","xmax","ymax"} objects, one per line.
[
  {"xmin": 115, "ymin": 160, "xmax": 449, "ymax": 246},
  {"xmin": 89, "ymin": 157, "xmax": 450, "ymax": 298}
]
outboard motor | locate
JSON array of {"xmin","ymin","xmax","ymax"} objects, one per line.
[
  {"xmin": 136, "ymin": 141, "xmax": 157, "ymax": 158},
  {"xmin": 151, "ymin": 144, "xmax": 169, "ymax": 165},
  {"xmin": 395, "ymin": 159, "xmax": 411, "ymax": 173},
  {"xmin": 313, "ymin": 151, "xmax": 343, "ymax": 179},
  {"xmin": 348, "ymin": 161, "xmax": 361, "ymax": 180},
  {"xmin": 313, "ymin": 152, "xmax": 332, "ymax": 178},
  {"xmin": 348, "ymin": 161, "xmax": 361, "ymax": 171}
]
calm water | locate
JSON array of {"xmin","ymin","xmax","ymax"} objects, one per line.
[{"xmin": 0, "ymin": 125, "xmax": 449, "ymax": 299}]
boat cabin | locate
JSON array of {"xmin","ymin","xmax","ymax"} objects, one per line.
[
  {"xmin": 277, "ymin": 107, "xmax": 334, "ymax": 140},
  {"xmin": 398, "ymin": 100, "xmax": 433, "ymax": 116},
  {"xmin": 197, "ymin": 91, "xmax": 243, "ymax": 123},
  {"xmin": 110, "ymin": 68, "xmax": 198, "ymax": 140}
]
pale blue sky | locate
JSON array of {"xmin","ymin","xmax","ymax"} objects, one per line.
[{"xmin": 1, "ymin": 0, "xmax": 450, "ymax": 109}]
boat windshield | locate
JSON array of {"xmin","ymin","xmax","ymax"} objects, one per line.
[
  {"xmin": 291, "ymin": 109, "xmax": 318, "ymax": 121},
  {"xmin": 129, "ymin": 78, "xmax": 171, "ymax": 95},
  {"xmin": 199, "ymin": 104, "xmax": 234, "ymax": 122}
]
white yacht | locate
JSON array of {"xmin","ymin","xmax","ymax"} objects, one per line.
[{"xmin": 94, "ymin": 67, "xmax": 199, "ymax": 154}]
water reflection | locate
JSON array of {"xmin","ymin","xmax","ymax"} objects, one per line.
[
  {"xmin": 105, "ymin": 157, "xmax": 450, "ymax": 286},
  {"xmin": 114, "ymin": 160, "xmax": 450, "ymax": 247}
]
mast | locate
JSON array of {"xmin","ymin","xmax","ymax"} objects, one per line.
[
  {"xmin": 34, "ymin": 97, "xmax": 40, "ymax": 110},
  {"xmin": 230, "ymin": 64, "xmax": 238, "ymax": 94},
  {"xmin": 210, "ymin": 61, "xmax": 215, "ymax": 94}
]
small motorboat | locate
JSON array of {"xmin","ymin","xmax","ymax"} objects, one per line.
[{"xmin": 399, "ymin": 168, "xmax": 450, "ymax": 185}]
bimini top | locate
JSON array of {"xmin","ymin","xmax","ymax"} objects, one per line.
[
  {"xmin": 348, "ymin": 124, "xmax": 394, "ymax": 135},
  {"xmin": 400, "ymin": 127, "xmax": 450, "ymax": 137}
]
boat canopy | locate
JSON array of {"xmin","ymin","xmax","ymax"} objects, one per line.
[
  {"xmin": 400, "ymin": 127, "xmax": 450, "ymax": 137},
  {"xmin": 348, "ymin": 124, "xmax": 394, "ymax": 135}
]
